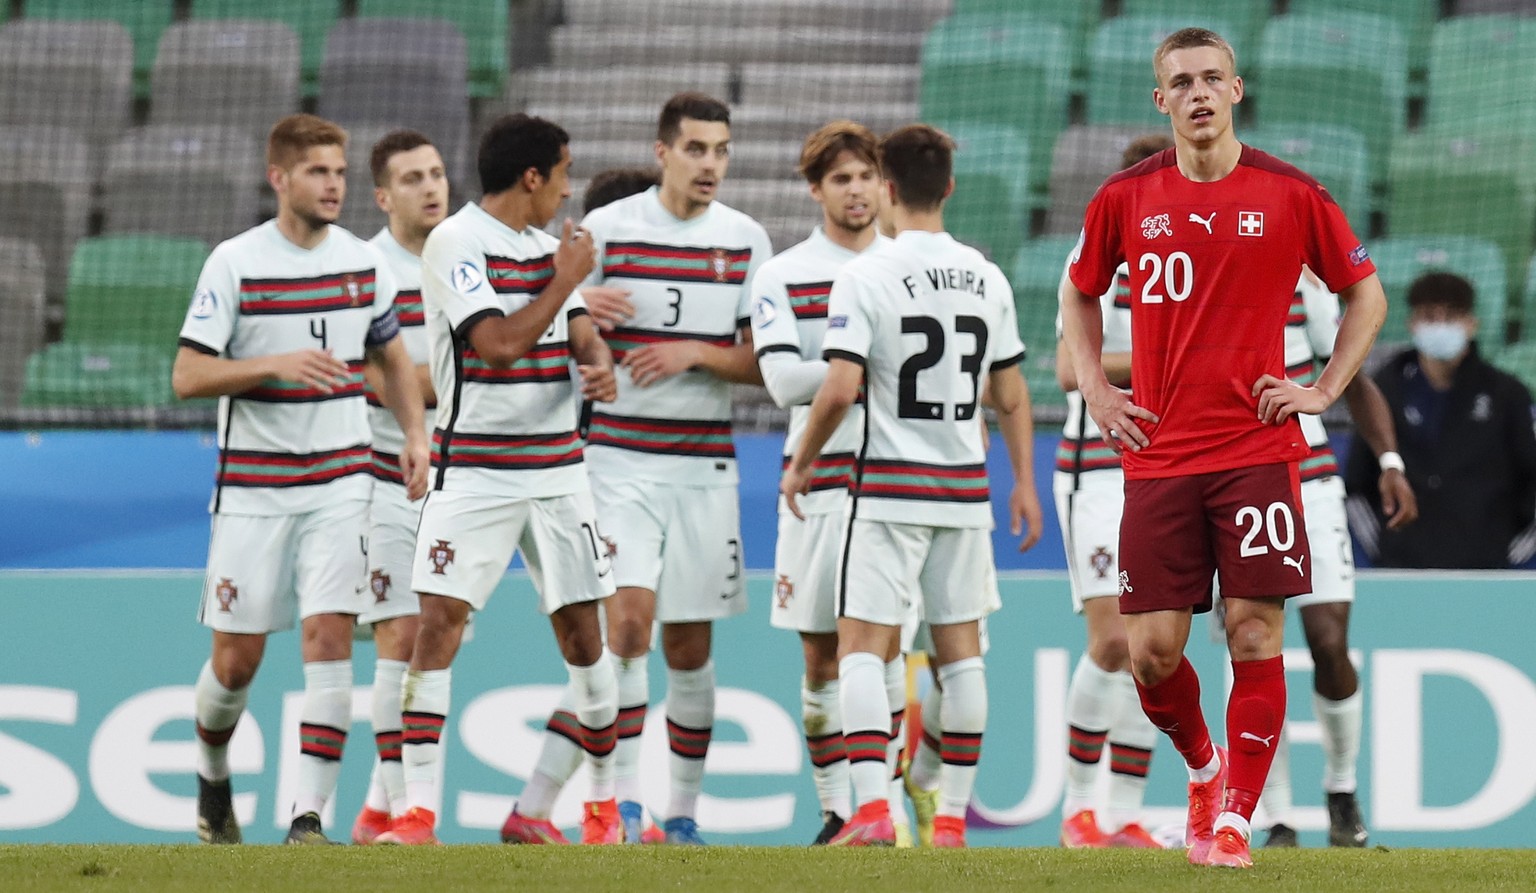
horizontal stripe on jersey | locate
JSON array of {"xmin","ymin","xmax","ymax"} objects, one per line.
[
  {"xmin": 241, "ymin": 361, "xmax": 365, "ymax": 403},
  {"xmin": 603, "ymin": 241, "xmax": 751, "ymax": 285},
  {"xmin": 431, "ymin": 428, "xmax": 583, "ymax": 470},
  {"xmin": 1286, "ymin": 291, "xmax": 1306, "ymax": 327},
  {"xmin": 239, "ymin": 269, "xmax": 377, "ymax": 315},
  {"xmin": 1300, "ymin": 443, "xmax": 1338, "ymax": 482},
  {"xmin": 219, "ymin": 443, "xmax": 370, "ymax": 488},
  {"xmin": 1286, "ymin": 358, "xmax": 1320, "ymax": 386},
  {"xmin": 1054, "ymin": 437, "xmax": 1123, "ymax": 474},
  {"xmin": 1112, "ymin": 271, "xmax": 1132, "ymax": 309},
  {"xmin": 371, "ymin": 448, "xmax": 403, "ymax": 485},
  {"xmin": 395, "ymin": 288, "xmax": 424, "ymax": 326},
  {"xmin": 462, "ymin": 342, "xmax": 572, "ymax": 384},
  {"xmin": 586, "ymin": 411, "xmax": 735, "ymax": 459},
  {"xmin": 780, "ymin": 451, "xmax": 856, "ymax": 492},
  {"xmin": 365, "ymin": 390, "xmax": 437, "ymax": 410},
  {"xmin": 786, "ymin": 280, "xmax": 833, "ymax": 320},
  {"xmin": 854, "ymin": 458, "xmax": 989, "ymax": 503},
  {"xmin": 487, "ymin": 253, "xmax": 555, "ymax": 295},
  {"xmin": 604, "ymin": 326, "xmax": 735, "ymax": 362}
]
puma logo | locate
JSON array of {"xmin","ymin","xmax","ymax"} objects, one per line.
[
  {"xmin": 1188, "ymin": 211, "xmax": 1216, "ymax": 234},
  {"xmin": 1239, "ymin": 731, "xmax": 1275, "ymax": 748},
  {"xmin": 1282, "ymin": 555, "xmax": 1306, "ymax": 576}
]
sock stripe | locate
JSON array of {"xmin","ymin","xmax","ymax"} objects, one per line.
[
  {"xmin": 940, "ymin": 731, "xmax": 982, "ymax": 767},
  {"xmin": 1068, "ymin": 724, "xmax": 1108, "ymax": 764},
  {"xmin": 889, "ymin": 708, "xmax": 905, "ymax": 738},
  {"xmin": 844, "ymin": 730, "xmax": 889, "ymax": 764},
  {"xmin": 299, "ymin": 723, "xmax": 347, "ymax": 761},
  {"xmin": 546, "ymin": 709, "xmax": 583, "ymax": 746},
  {"xmin": 197, "ymin": 722, "xmax": 236, "ymax": 747},
  {"xmin": 617, "ymin": 704, "xmax": 646, "ymax": 739},
  {"xmin": 666, "ymin": 719, "xmax": 712, "ymax": 760},
  {"xmin": 581, "ymin": 722, "xmax": 618, "ymax": 758},
  {"xmin": 402, "ymin": 711, "xmax": 446, "ymax": 746},
  {"xmin": 922, "ymin": 728, "xmax": 941, "ymax": 754},
  {"xmin": 374, "ymin": 729, "xmax": 403, "ymax": 762},
  {"xmin": 806, "ymin": 732, "xmax": 847, "ymax": 768},
  {"xmin": 1109, "ymin": 742, "xmax": 1152, "ymax": 777}
]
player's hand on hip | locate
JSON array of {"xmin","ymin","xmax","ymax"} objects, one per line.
[
  {"xmin": 400, "ymin": 433, "xmax": 431, "ymax": 502},
  {"xmin": 579, "ymin": 285, "xmax": 634, "ymax": 331},
  {"xmin": 780, "ymin": 465, "xmax": 812, "ymax": 521},
  {"xmin": 1379, "ymin": 467, "xmax": 1418, "ymax": 530},
  {"xmin": 1252, "ymin": 374, "xmax": 1328, "ymax": 424},
  {"xmin": 622, "ymin": 341, "xmax": 699, "ymax": 387},
  {"xmin": 1010, "ymin": 483, "xmax": 1043, "ymax": 552},
  {"xmin": 553, "ymin": 218, "xmax": 597, "ymax": 285},
  {"xmin": 1083, "ymin": 384, "xmax": 1156, "ymax": 453},
  {"xmin": 577, "ymin": 363, "xmax": 617, "ymax": 403},
  {"xmin": 270, "ymin": 348, "xmax": 350, "ymax": 393}
]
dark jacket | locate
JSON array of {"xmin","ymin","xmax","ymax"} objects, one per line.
[{"xmin": 1345, "ymin": 342, "xmax": 1536, "ymax": 568}]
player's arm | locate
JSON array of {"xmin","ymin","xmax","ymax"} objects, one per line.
[
  {"xmin": 368, "ymin": 335, "xmax": 430, "ymax": 500},
  {"xmin": 1341, "ymin": 371, "xmax": 1416, "ymax": 530},
  {"xmin": 469, "ymin": 220, "xmax": 594, "ymax": 368},
  {"xmin": 624, "ymin": 324, "xmax": 765, "ymax": 387},
  {"xmin": 569, "ymin": 311, "xmax": 617, "ymax": 403},
  {"xmin": 1060, "ymin": 279, "xmax": 1156, "ymax": 451},
  {"xmin": 1054, "ymin": 268, "xmax": 1130, "ymax": 392},
  {"xmin": 989, "ymin": 362, "xmax": 1043, "ymax": 552},
  {"xmin": 1256, "ymin": 273, "xmax": 1387, "ymax": 424},
  {"xmin": 171, "ymin": 345, "xmax": 349, "ymax": 400},
  {"xmin": 759, "ymin": 350, "xmax": 828, "ymax": 407},
  {"xmin": 361, "ymin": 359, "xmax": 435, "ymax": 409},
  {"xmin": 781, "ymin": 356, "xmax": 863, "ymax": 520}
]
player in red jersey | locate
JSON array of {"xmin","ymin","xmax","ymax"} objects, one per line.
[{"xmin": 1059, "ymin": 28, "xmax": 1387, "ymax": 869}]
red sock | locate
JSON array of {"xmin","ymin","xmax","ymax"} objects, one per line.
[
  {"xmin": 1224, "ymin": 655, "xmax": 1286, "ymax": 821},
  {"xmin": 1134, "ymin": 656, "xmax": 1214, "ymax": 770}
]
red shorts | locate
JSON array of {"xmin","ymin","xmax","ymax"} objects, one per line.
[{"xmin": 1119, "ymin": 462, "xmax": 1311, "ymax": 615}]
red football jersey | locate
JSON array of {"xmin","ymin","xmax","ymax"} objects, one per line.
[{"xmin": 1069, "ymin": 145, "xmax": 1376, "ymax": 480}]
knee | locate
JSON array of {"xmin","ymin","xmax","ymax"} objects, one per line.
[
  {"xmin": 1129, "ymin": 646, "xmax": 1182, "ymax": 687},
  {"xmin": 556, "ymin": 621, "xmax": 606, "ymax": 667},
  {"xmin": 607, "ymin": 615, "xmax": 652, "ymax": 657},
  {"xmin": 663, "ymin": 633, "xmax": 710, "ymax": 671},
  {"xmin": 211, "ymin": 650, "xmax": 260, "ymax": 690},
  {"xmin": 1087, "ymin": 632, "xmax": 1131, "ymax": 673}
]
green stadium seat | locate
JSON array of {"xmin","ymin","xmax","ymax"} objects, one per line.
[
  {"xmin": 1387, "ymin": 131, "xmax": 1536, "ymax": 311},
  {"xmin": 1494, "ymin": 340, "xmax": 1536, "ymax": 397},
  {"xmin": 1011, "ymin": 236, "xmax": 1079, "ymax": 406},
  {"xmin": 1086, "ymin": 15, "xmax": 1239, "ymax": 128},
  {"xmin": 1254, "ymin": 13, "xmax": 1407, "ymax": 183},
  {"xmin": 190, "ymin": 0, "xmax": 340, "ymax": 98},
  {"xmin": 356, "ymin": 0, "xmax": 508, "ymax": 98},
  {"xmin": 920, "ymin": 14, "xmax": 1070, "ymax": 195},
  {"xmin": 24, "ymin": 0, "xmax": 174, "ymax": 98},
  {"xmin": 946, "ymin": 124, "xmax": 1031, "ymax": 266},
  {"xmin": 1242, "ymin": 123, "xmax": 1371, "ymax": 232},
  {"xmin": 1285, "ymin": 0, "xmax": 1436, "ymax": 75},
  {"xmin": 22, "ymin": 342, "xmax": 176, "ymax": 408},
  {"xmin": 1426, "ymin": 16, "xmax": 1536, "ymax": 139},
  {"xmin": 950, "ymin": 0, "xmax": 1099, "ymax": 74},
  {"xmin": 1367, "ymin": 236, "xmax": 1509, "ymax": 348},
  {"xmin": 62, "ymin": 235, "xmax": 208, "ymax": 350},
  {"xmin": 1117, "ymin": 0, "xmax": 1271, "ymax": 54}
]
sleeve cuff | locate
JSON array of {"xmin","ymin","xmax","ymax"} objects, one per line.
[
  {"xmin": 755, "ymin": 344, "xmax": 800, "ymax": 360},
  {"xmin": 823, "ymin": 348, "xmax": 865, "ymax": 366},
  {"xmin": 178, "ymin": 337, "xmax": 220, "ymax": 356},
  {"xmin": 990, "ymin": 350, "xmax": 1026, "ymax": 371},
  {"xmin": 453, "ymin": 307, "xmax": 505, "ymax": 341},
  {"xmin": 567, "ymin": 307, "xmax": 590, "ymax": 320}
]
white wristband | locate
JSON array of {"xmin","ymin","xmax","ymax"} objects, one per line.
[{"xmin": 1378, "ymin": 451, "xmax": 1405, "ymax": 473}]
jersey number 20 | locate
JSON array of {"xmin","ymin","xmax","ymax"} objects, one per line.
[{"xmin": 1138, "ymin": 251, "xmax": 1193, "ymax": 303}]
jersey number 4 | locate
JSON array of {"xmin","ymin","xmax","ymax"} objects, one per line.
[
  {"xmin": 1137, "ymin": 251, "xmax": 1193, "ymax": 303},
  {"xmin": 898, "ymin": 315, "xmax": 988, "ymax": 421}
]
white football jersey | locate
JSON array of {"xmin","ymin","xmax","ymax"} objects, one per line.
[
  {"xmin": 822, "ymin": 230, "xmax": 1026, "ymax": 528},
  {"xmin": 751, "ymin": 227, "xmax": 887, "ymax": 514},
  {"xmin": 179, "ymin": 221, "xmax": 399, "ymax": 515},
  {"xmin": 1056, "ymin": 261, "xmax": 1134, "ymax": 478},
  {"xmin": 366, "ymin": 228, "xmax": 433, "ymax": 484},
  {"xmin": 420, "ymin": 202, "xmax": 589, "ymax": 499},
  {"xmin": 580, "ymin": 186, "xmax": 773, "ymax": 486},
  {"xmin": 1286, "ymin": 269, "xmax": 1343, "ymax": 479}
]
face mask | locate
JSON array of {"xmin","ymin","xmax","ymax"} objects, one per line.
[{"xmin": 1412, "ymin": 321, "xmax": 1469, "ymax": 361}]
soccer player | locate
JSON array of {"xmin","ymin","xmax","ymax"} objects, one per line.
[
  {"xmin": 584, "ymin": 167, "xmax": 661, "ymax": 217},
  {"xmin": 1059, "ymin": 29, "xmax": 1387, "ymax": 869},
  {"xmin": 572, "ymin": 92, "xmax": 773, "ymax": 845},
  {"xmin": 174, "ymin": 113, "xmax": 429, "ymax": 845},
  {"xmin": 375, "ymin": 113, "xmax": 620, "ymax": 846},
  {"xmin": 1054, "ymin": 135, "xmax": 1171, "ymax": 851},
  {"xmin": 750, "ymin": 120, "xmax": 886, "ymax": 845},
  {"xmin": 784, "ymin": 124, "xmax": 1043, "ymax": 849},
  {"xmin": 350, "ymin": 129, "xmax": 449, "ymax": 845}
]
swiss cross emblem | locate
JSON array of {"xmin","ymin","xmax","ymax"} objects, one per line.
[
  {"xmin": 369, "ymin": 569, "xmax": 391, "ymax": 602},
  {"xmin": 1089, "ymin": 546, "xmax": 1114, "ymax": 580},
  {"xmin": 710, "ymin": 248, "xmax": 730, "ymax": 283},
  {"xmin": 775, "ymin": 574, "xmax": 794, "ymax": 608},
  {"xmin": 344, "ymin": 274, "xmax": 363, "ymax": 305},
  {"xmin": 215, "ymin": 577, "xmax": 238, "ymax": 612},
  {"xmin": 427, "ymin": 539, "xmax": 456, "ymax": 575},
  {"xmin": 1238, "ymin": 211, "xmax": 1264, "ymax": 237}
]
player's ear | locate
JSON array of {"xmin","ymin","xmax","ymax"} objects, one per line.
[
  {"xmin": 1231, "ymin": 75, "xmax": 1244, "ymax": 104},
  {"xmin": 266, "ymin": 163, "xmax": 285, "ymax": 195},
  {"xmin": 944, "ymin": 177, "xmax": 955, "ymax": 200},
  {"xmin": 654, "ymin": 140, "xmax": 667, "ymax": 167},
  {"xmin": 374, "ymin": 186, "xmax": 390, "ymax": 214},
  {"xmin": 521, "ymin": 166, "xmax": 543, "ymax": 194},
  {"xmin": 1152, "ymin": 87, "xmax": 1169, "ymax": 116}
]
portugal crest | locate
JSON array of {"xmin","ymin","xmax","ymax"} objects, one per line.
[
  {"xmin": 775, "ymin": 574, "xmax": 794, "ymax": 609},
  {"xmin": 215, "ymin": 577, "xmax": 238, "ymax": 612},
  {"xmin": 370, "ymin": 569, "xmax": 392, "ymax": 602},
  {"xmin": 344, "ymin": 273, "xmax": 363, "ymax": 306},
  {"xmin": 427, "ymin": 539, "xmax": 456, "ymax": 575},
  {"xmin": 710, "ymin": 248, "xmax": 730, "ymax": 283},
  {"xmin": 1089, "ymin": 546, "xmax": 1114, "ymax": 580}
]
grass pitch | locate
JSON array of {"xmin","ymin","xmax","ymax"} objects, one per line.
[{"xmin": 5, "ymin": 845, "xmax": 1535, "ymax": 893}]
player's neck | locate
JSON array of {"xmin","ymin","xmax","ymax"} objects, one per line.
[
  {"xmin": 891, "ymin": 206, "xmax": 944, "ymax": 235},
  {"xmin": 389, "ymin": 220, "xmax": 427, "ymax": 257},
  {"xmin": 822, "ymin": 217, "xmax": 877, "ymax": 253},
  {"xmin": 657, "ymin": 182, "xmax": 709, "ymax": 221},
  {"xmin": 1174, "ymin": 135, "xmax": 1242, "ymax": 183},
  {"xmin": 479, "ymin": 191, "xmax": 535, "ymax": 233},
  {"xmin": 274, "ymin": 209, "xmax": 329, "ymax": 251}
]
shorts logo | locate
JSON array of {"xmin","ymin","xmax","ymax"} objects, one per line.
[
  {"xmin": 775, "ymin": 574, "xmax": 794, "ymax": 609},
  {"xmin": 1282, "ymin": 554, "xmax": 1306, "ymax": 577},
  {"xmin": 427, "ymin": 539, "xmax": 456, "ymax": 575},
  {"xmin": 1140, "ymin": 213, "xmax": 1173, "ymax": 240},
  {"xmin": 1239, "ymin": 211, "xmax": 1264, "ymax": 237},
  {"xmin": 214, "ymin": 577, "xmax": 238, "ymax": 612},
  {"xmin": 344, "ymin": 274, "xmax": 363, "ymax": 307},
  {"xmin": 1117, "ymin": 570, "xmax": 1133, "ymax": 596},
  {"xmin": 370, "ymin": 569, "xmax": 391, "ymax": 602},
  {"xmin": 1089, "ymin": 546, "xmax": 1113, "ymax": 580},
  {"xmin": 710, "ymin": 248, "xmax": 730, "ymax": 283}
]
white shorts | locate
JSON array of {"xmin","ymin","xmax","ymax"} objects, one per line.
[
  {"xmin": 770, "ymin": 508, "xmax": 845, "ymax": 634},
  {"xmin": 1053, "ymin": 469, "xmax": 1126, "ymax": 613},
  {"xmin": 589, "ymin": 475, "xmax": 747, "ymax": 623},
  {"xmin": 838, "ymin": 519, "xmax": 1000, "ymax": 628},
  {"xmin": 361, "ymin": 480, "xmax": 423, "ymax": 626},
  {"xmin": 412, "ymin": 489, "xmax": 615, "ymax": 615},
  {"xmin": 1294, "ymin": 475, "xmax": 1354, "ymax": 608},
  {"xmin": 198, "ymin": 499, "xmax": 370, "ymax": 634}
]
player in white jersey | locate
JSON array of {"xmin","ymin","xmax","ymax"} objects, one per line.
[
  {"xmin": 174, "ymin": 115, "xmax": 430, "ymax": 846},
  {"xmin": 751, "ymin": 121, "xmax": 886, "ymax": 845},
  {"xmin": 349, "ymin": 130, "xmax": 449, "ymax": 845},
  {"xmin": 568, "ymin": 93, "xmax": 774, "ymax": 846},
  {"xmin": 376, "ymin": 114, "xmax": 620, "ymax": 847},
  {"xmin": 785, "ymin": 125, "xmax": 1043, "ymax": 848},
  {"xmin": 1255, "ymin": 267, "xmax": 1416, "ymax": 849}
]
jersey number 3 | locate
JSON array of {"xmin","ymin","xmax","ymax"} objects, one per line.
[{"xmin": 898, "ymin": 315, "xmax": 987, "ymax": 421}]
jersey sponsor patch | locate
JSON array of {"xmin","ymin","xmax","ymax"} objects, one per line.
[
  {"xmin": 828, "ymin": 314, "xmax": 848, "ymax": 329},
  {"xmin": 1348, "ymin": 244, "xmax": 1370, "ymax": 265},
  {"xmin": 452, "ymin": 260, "xmax": 485, "ymax": 293},
  {"xmin": 190, "ymin": 287, "xmax": 217, "ymax": 319},
  {"xmin": 753, "ymin": 294, "xmax": 777, "ymax": 326}
]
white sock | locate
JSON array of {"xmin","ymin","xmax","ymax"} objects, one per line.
[
  {"xmin": 194, "ymin": 660, "xmax": 248, "ymax": 783},
  {"xmin": 1063, "ymin": 654, "xmax": 1116, "ymax": 816},
  {"xmin": 1189, "ymin": 752, "xmax": 1221, "ymax": 784},
  {"xmin": 909, "ymin": 682, "xmax": 942, "ymax": 792},
  {"xmin": 883, "ymin": 656, "xmax": 907, "ymax": 794},
  {"xmin": 401, "ymin": 667, "xmax": 451, "ymax": 815},
  {"xmin": 612, "ymin": 651, "xmax": 648, "ymax": 805},
  {"xmin": 1213, "ymin": 811, "xmax": 1252, "ymax": 840},
  {"xmin": 570, "ymin": 657, "xmax": 619, "ymax": 802},
  {"xmin": 519, "ymin": 693, "xmax": 580, "ymax": 821},
  {"xmin": 1259, "ymin": 724, "xmax": 1294, "ymax": 828},
  {"xmin": 802, "ymin": 677, "xmax": 849, "ymax": 819},
  {"xmin": 1105, "ymin": 669, "xmax": 1157, "ymax": 832},
  {"xmin": 366, "ymin": 658, "xmax": 408, "ymax": 814},
  {"xmin": 936, "ymin": 657, "xmax": 986, "ymax": 819},
  {"xmin": 838, "ymin": 652, "xmax": 891, "ymax": 809},
  {"xmin": 1316, "ymin": 689, "xmax": 1362, "ymax": 794},
  {"xmin": 292, "ymin": 659, "xmax": 352, "ymax": 820},
  {"xmin": 665, "ymin": 661, "xmax": 715, "ymax": 821}
]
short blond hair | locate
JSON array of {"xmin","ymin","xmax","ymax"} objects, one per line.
[
  {"xmin": 1153, "ymin": 28, "xmax": 1237, "ymax": 84},
  {"xmin": 267, "ymin": 113, "xmax": 348, "ymax": 170}
]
